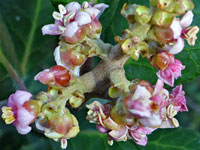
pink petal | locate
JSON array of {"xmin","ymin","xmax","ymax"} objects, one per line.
[
  {"xmin": 167, "ymin": 38, "xmax": 185, "ymax": 54},
  {"xmin": 131, "ymin": 127, "xmax": 154, "ymax": 146},
  {"xmin": 41, "ymin": 24, "xmax": 63, "ymax": 35},
  {"xmin": 157, "ymin": 69, "xmax": 174, "ymax": 86},
  {"xmin": 108, "ymin": 127, "xmax": 128, "ymax": 141},
  {"xmin": 75, "ymin": 11, "xmax": 91, "ymax": 26},
  {"xmin": 170, "ymin": 18, "xmax": 182, "ymax": 39},
  {"xmin": 34, "ymin": 69, "xmax": 54, "ymax": 85},
  {"xmin": 17, "ymin": 108, "xmax": 35, "ymax": 126},
  {"xmin": 15, "ymin": 124, "xmax": 32, "ymax": 134},
  {"xmin": 153, "ymin": 79, "xmax": 164, "ymax": 95},
  {"xmin": 97, "ymin": 124, "xmax": 107, "ymax": 133},
  {"xmin": 13, "ymin": 90, "xmax": 32, "ymax": 106},
  {"xmin": 65, "ymin": 2, "xmax": 81, "ymax": 13},
  {"xmin": 94, "ymin": 3, "xmax": 109, "ymax": 13},
  {"xmin": 180, "ymin": 11, "xmax": 194, "ymax": 28},
  {"xmin": 63, "ymin": 22, "xmax": 79, "ymax": 38},
  {"xmin": 129, "ymin": 100, "xmax": 151, "ymax": 118},
  {"xmin": 8, "ymin": 94, "xmax": 15, "ymax": 108},
  {"xmin": 84, "ymin": 7, "xmax": 101, "ymax": 19},
  {"xmin": 160, "ymin": 120, "xmax": 174, "ymax": 128}
]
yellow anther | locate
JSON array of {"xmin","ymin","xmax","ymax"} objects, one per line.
[{"xmin": 1, "ymin": 106, "xmax": 15, "ymax": 124}]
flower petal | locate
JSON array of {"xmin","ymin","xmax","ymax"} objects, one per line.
[
  {"xmin": 15, "ymin": 124, "xmax": 32, "ymax": 134},
  {"xmin": 17, "ymin": 108, "xmax": 35, "ymax": 126},
  {"xmin": 65, "ymin": 2, "xmax": 81, "ymax": 13},
  {"xmin": 34, "ymin": 69, "xmax": 54, "ymax": 85},
  {"xmin": 167, "ymin": 38, "xmax": 185, "ymax": 54},
  {"xmin": 108, "ymin": 126, "xmax": 128, "ymax": 141},
  {"xmin": 84, "ymin": 7, "xmax": 101, "ymax": 19},
  {"xmin": 157, "ymin": 69, "xmax": 174, "ymax": 87},
  {"xmin": 94, "ymin": 3, "xmax": 109, "ymax": 13},
  {"xmin": 153, "ymin": 79, "xmax": 164, "ymax": 95},
  {"xmin": 63, "ymin": 22, "xmax": 79, "ymax": 38},
  {"xmin": 41, "ymin": 24, "xmax": 63, "ymax": 35},
  {"xmin": 170, "ymin": 18, "xmax": 182, "ymax": 39},
  {"xmin": 180, "ymin": 11, "xmax": 194, "ymax": 28},
  {"xmin": 13, "ymin": 90, "xmax": 32, "ymax": 106},
  {"xmin": 132, "ymin": 85, "xmax": 151, "ymax": 100},
  {"xmin": 75, "ymin": 11, "xmax": 91, "ymax": 26}
]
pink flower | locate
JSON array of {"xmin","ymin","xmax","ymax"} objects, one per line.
[
  {"xmin": 166, "ymin": 11, "xmax": 199, "ymax": 54},
  {"xmin": 170, "ymin": 85, "xmax": 188, "ymax": 112},
  {"xmin": 42, "ymin": 2, "xmax": 108, "ymax": 43},
  {"xmin": 157, "ymin": 59, "xmax": 185, "ymax": 87},
  {"xmin": 1, "ymin": 91, "xmax": 36, "ymax": 134}
]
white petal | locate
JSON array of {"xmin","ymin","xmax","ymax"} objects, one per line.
[
  {"xmin": 16, "ymin": 125, "xmax": 32, "ymax": 134},
  {"xmin": 75, "ymin": 11, "xmax": 91, "ymax": 26},
  {"xmin": 180, "ymin": 11, "xmax": 194, "ymax": 28},
  {"xmin": 170, "ymin": 18, "xmax": 182, "ymax": 39},
  {"xmin": 54, "ymin": 46, "xmax": 64, "ymax": 67},
  {"xmin": 63, "ymin": 22, "xmax": 79, "ymax": 38},
  {"xmin": 168, "ymin": 38, "xmax": 185, "ymax": 54},
  {"xmin": 132, "ymin": 85, "xmax": 151, "ymax": 100},
  {"xmin": 66, "ymin": 2, "xmax": 81, "ymax": 13},
  {"xmin": 41, "ymin": 24, "xmax": 64, "ymax": 35}
]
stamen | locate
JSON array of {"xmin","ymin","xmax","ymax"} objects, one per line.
[
  {"xmin": 58, "ymin": 4, "xmax": 66, "ymax": 15},
  {"xmin": 64, "ymin": 11, "xmax": 76, "ymax": 26},
  {"xmin": 185, "ymin": 26, "xmax": 199, "ymax": 46},
  {"xmin": 58, "ymin": 26, "xmax": 66, "ymax": 33},
  {"xmin": 52, "ymin": 11, "xmax": 63, "ymax": 21},
  {"xmin": 1, "ymin": 106, "xmax": 15, "ymax": 124},
  {"xmin": 60, "ymin": 138, "xmax": 68, "ymax": 149},
  {"xmin": 82, "ymin": 2, "xmax": 89, "ymax": 9}
]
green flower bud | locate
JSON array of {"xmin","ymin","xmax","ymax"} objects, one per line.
[
  {"xmin": 121, "ymin": 3, "xmax": 137, "ymax": 24},
  {"xmin": 135, "ymin": 6, "xmax": 152, "ymax": 24},
  {"xmin": 174, "ymin": 0, "xmax": 194, "ymax": 14},
  {"xmin": 158, "ymin": 0, "xmax": 175, "ymax": 13},
  {"xmin": 152, "ymin": 10, "xmax": 174, "ymax": 27},
  {"xmin": 150, "ymin": 0, "xmax": 158, "ymax": 7},
  {"xmin": 69, "ymin": 91, "xmax": 85, "ymax": 108}
]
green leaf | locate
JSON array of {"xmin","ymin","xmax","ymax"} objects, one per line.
[{"xmin": 0, "ymin": 0, "xmax": 57, "ymax": 98}]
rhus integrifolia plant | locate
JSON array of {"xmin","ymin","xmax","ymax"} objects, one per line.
[{"xmin": 1, "ymin": 0, "xmax": 199, "ymax": 149}]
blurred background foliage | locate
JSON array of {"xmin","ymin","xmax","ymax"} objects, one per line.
[{"xmin": 0, "ymin": 0, "xmax": 200, "ymax": 150}]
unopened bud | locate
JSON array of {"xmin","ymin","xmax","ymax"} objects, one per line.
[
  {"xmin": 69, "ymin": 91, "xmax": 85, "ymax": 108},
  {"xmin": 158, "ymin": 0, "xmax": 175, "ymax": 13},
  {"xmin": 150, "ymin": 0, "xmax": 158, "ymax": 7},
  {"xmin": 154, "ymin": 26, "xmax": 173, "ymax": 44},
  {"xmin": 152, "ymin": 10, "xmax": 174, "ymax": 27},
  {"xmin": 174, "ymin": 0, "xmax": 194, "ymax": 15},
  {"xmin": 135, "ymin": 6, "xmax": 152, "ymax": 24}
]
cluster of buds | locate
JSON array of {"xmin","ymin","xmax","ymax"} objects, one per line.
[
  {"xmin": 118, "ymin": 0, "xmax": 199, "ymax": 86},
  {"xmin": 86, "ymin": 79, "xmax": 187, "ymax": 146},
  {"xmin": 1, "ymin": 0, "xmax": 199, "ymax": 149}
]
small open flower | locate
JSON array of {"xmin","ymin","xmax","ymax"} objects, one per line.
[
  {"xmin": 166, "ymin": 11, "xmax": 199, "ymax": 54},
  {"xmin": 42, "ymin": 2, "xmax": 108, "ymax": 43},
  {"xmin": 152, "ymin": 52, "xmax": 185, "ymax": 86},
  {"xmin": 1, "ymin": 91, "xmax": 40, "ymax": 134}
]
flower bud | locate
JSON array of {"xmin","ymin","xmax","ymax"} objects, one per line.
[
  {"xmin": 121, "ymin": 3, "xmax": 137, "ymax": 24},
  {"xmin": 174, "ymin": 0, "xmax": 194, "ymax": 15},
  {"xmin": 158, "ymin": 0, "xmax": 175, "ymax": 13},
  {"xmin": 154, "ymin": 26, "xmax": 174, "ymax": 44},
  {"xmin": 152, "ymin": 10, "xmax": 174, "ymax": 27},
  {"xmin": 64, "ymin": 26, "xmax": 86, "ymax": 44},
  {"xmin": 150, "ymin": 0, "xmax": 158, "ymax": 7},
  {"xmin": 85, "ymin": 19, "xmax": 102, "ymax": 39},
  {"xmin": 60, "ymin": 50, "xmax": 86, "ymax": 66},
  {"xmin": 135, "ymin": 6, "xmax": 152, "ymax": 24},
  {"xmin": 110, "ymin": 103, "xmax": 126, "ymax": 125},
  {"xmin": 69, "ymin": 91, "xmax": 85, "ymax": 108}
]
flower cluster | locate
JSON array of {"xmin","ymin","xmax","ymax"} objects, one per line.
[
  {"xmin": 118, "ymin": 0, "xmax": 199, "ymax": 86},
  {"xmin": 86, "ymin": 79, "xmax": 187, "ymax": 146},
  {"xmin": 0, "ymin": 0, "xmax": 198, "ymax": 149},
  {"xmin": 42, "ymin": 2, "xmax": 109, "ymax": 76}
]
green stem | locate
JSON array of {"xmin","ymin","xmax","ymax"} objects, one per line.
[
  {"xmin": 0, "ymin": 47, "xmax": 27, "ymax": 90},
  {"xmin": 21, "ymin": 0, "xmax": 42, "ymax": 75}
]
